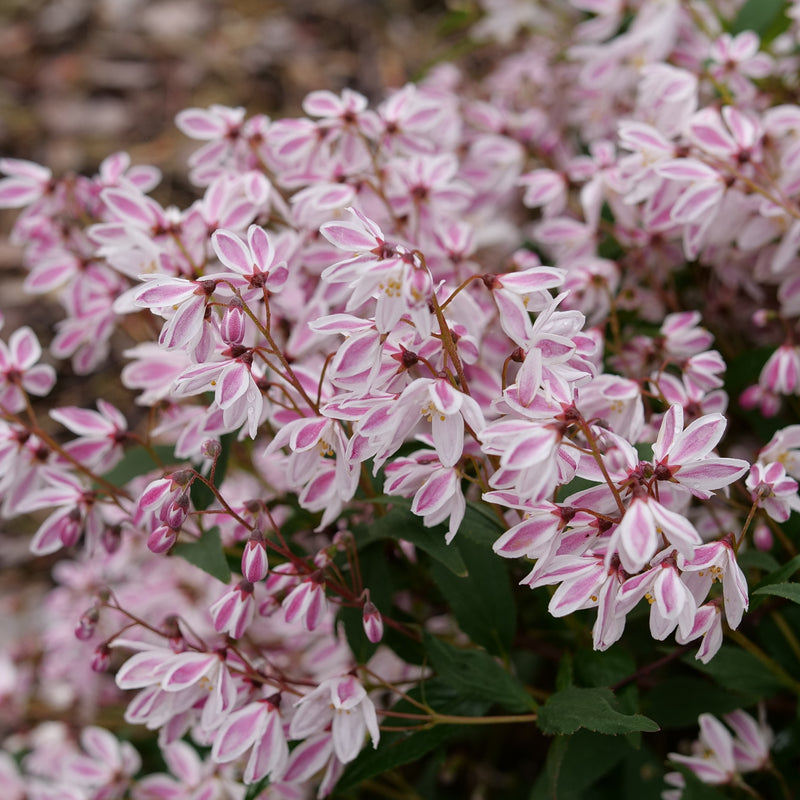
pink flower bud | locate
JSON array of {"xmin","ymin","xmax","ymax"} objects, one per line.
[
  {"xmin": 753, "ymin": 522, "xmax": 773, "ymax": 551},
  {"xmin": 258, "ymin": 595, "xmax": 280, "ymax": 617},
  {"xmin": 91, "ymin": 644, "xmax": 111, "ymax": 672},
  {"xmin": 362, "ymin": 600, "xmax": 384, "ymax": 643},
  {"xmin": 60, "ymin": 507, "xmax": 82, "ymax": 547},
  {"xmin": 201, "ymin": 439, "xmax": 222, "ymax": 460},
  {"xmin": 161, "ymin": 493, "xmax": 189, "ymax": 530},
  {"xmin": 75, "ymin": 606, "xmax": 99, "ymax": 641},
  {"xmin": 147, "ymin": 524, "xmax": 177, "ymax": 554},
  {"xmin": 101, "ymin": 525, "xmax": 122, "ymax": 553},
  {"xmin": 210, "ymin": 580, "xmax": 256, "ymax": 639},
  {"xmin": 221, "ymin": 298, "xmax": 246, "ymax": 346},
  {"xmin": 242, "ymin": 531, "xmax": 269, "ymax": 582}
]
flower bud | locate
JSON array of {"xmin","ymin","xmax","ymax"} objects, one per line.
[
  {"xmin": 60, "ymin": 507, "xmax": 82, "ymax": 547},
  {"xmin": 221, "ymin": 297, "xmax": 246, "ymax": 346},
  {"xmin": 362, "ymin": 600, "xmax": 384, "ymax": 643},
  {"xmin": 242, "ymin": 531, "xmax": 269, "ymax": 583},
  {"xmin": 258, "ymin": 595, "xmax": 280, "ymax": 617},
  {"xmin": 147, "ymin": 524, "xmax": 177, "ymax": 554},
  {"xmin": 201, "ymin": 439, "xmax": 222, "ymax": 460},
  {"xmin": 75, "ymin": 606, "xmax": 99, "ymax": 641},
  {"xmin": 91, "ymin": 644, "xmax": 111, "ymax": 672},
  {"xmin": 161, "ymin": 493, "xmax": 189, "ymax": 530},
  {"xmin": 102, "ymin": 525, "xmax": 122, "ymax": 554},
  {"xmin": 753, "ymin": 522, "xmax": 773, "ymax": 552}
]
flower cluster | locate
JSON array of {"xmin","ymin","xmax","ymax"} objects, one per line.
[{"xmin": 1, "ymin": 1, "xmax": 800, "ymax": 798}]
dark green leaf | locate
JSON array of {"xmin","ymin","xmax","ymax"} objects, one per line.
[
  {"xmin": 737, "ymin": 549, "xmax": 780, "ymax": 574},
  {"xmin": 753, "ymin": 582, "xmax": 800, "ymax": 604},
  {"xmin": 574, "ymin": 648, "xmax": 636, "ymax": 688},
  {"xmin": 173, "ymin": 526, "xmax": 231, "ymax": 584},
  {"xmin": 685, "ymin": 645, "xmax": 784, "ymax": 698},
  {"xmin": 644, "ymin": 676, "xmax": 749, "ymax": 728},
  {"xmin": 101, "ymin": 444, "xmax": 175, "ymax": 488},
  {"xmin": 537, "ymin": 686, "xmax": 659, "ymax": 735},
  {"xmin": 542, "ymin": 731, "xmax": 631, "ymax": 800},
  {"xmin": 731, "ymin": 0, "xmax": 786, "ymax": 37},
  {"xmin": 459, "ymin": 500, "xmax": 504, "ymax": 546},
  {"xmin": 362, "ymin": 502, "xmax": 467, "ymax": 576},
  {"xmin": 338, "ymin": 543, "xmax": 396, "ymax": 663},
  {"xmin": 754, "ymin": 552, "xmax": 800, "ymax": 589},
  {"xmin": 423, "ymin": 632, "xmax": 537, "ymax": 712},
  {"xmin": 430, "ymin": 536, "xmax": 516, "ymax": 655}
]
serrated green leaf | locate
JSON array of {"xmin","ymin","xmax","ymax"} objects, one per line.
[
  {"xmin": 423, "ymin": 632, "xmax": 537, "ymax": 713},
  {"xmin": 335, "ymin": 678, "xmax": 491, "ymax": 793},
  {"xmin": 362, "ymin": 502, "xmax": 467, "ymax": 576},
  {"xmin": 430, "ymin": 536, "xmax": 516, "ymax": 655},
  {"xmin": 537, "ymin": 686, "xmax": 659, "ymax": 735},
  {"xmin": 753, "ymin": 581, "xmax": 800, "ymax": 604},
  {"xmin": 101, "ymin": 444, "xmax": 176, "ymax": 488},
  {"xmin": 173, "ymin": 526, "xmax": 231, "ymax": 584}
]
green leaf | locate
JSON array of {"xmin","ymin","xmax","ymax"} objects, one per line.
[
  {"xmin": 753, "ymin": 582, "xmax": 800, "ymax": 604},
  {"xmin": 737, "ymin": 549, "xmax": 780, "ymax": 574},
  {"xmin": 644, "ymin": 676, "xmax": 749, "ymax": 729},
  {"xmin": 362, "ymin": 502, "xmax": 467, "ymax": 576},
  {"xmin": 338, "ymin": 542, "xmax": 397, "ymax": 663},
  {"xmin": 459, "ymin": 500, "xmax": 504, "ymax": 546},
  {"xmin": 574, "ymin": 648, "xmax": 636, "ymax": 688},
  {"xmin": 101, "ymin": 444, "xmax": 175, "ymax": 488},
  {"xmin": 429, "ymin": 536, "xmax": 516, "ymax": 655},
  {"xmin": 541, "ymin": 731, "xmax": 632, "ymax": 800},
  {"xmin": 537, "ymin": 686, "xmax": 659, "ymax": 735},
  {"xmin": 754, "ymin": 552, "xmax": 800, "ymax": 588},
  {"xmin": 730, "ymin": 0, "xmax": 787, "ymax": 37},
  {"xmin": 685, "ymin": 645, "xmax": 784, "ymax": 698},
  {"xmin": 173, "ymin": 526, "xmax": 231, "ymax": 584},
  {"xmin": 335, "ymin": 678, "xmax": 491, "ymax": 793},
  {"xmin": 423, "ymin": 632, "xmax": 537, "ymax": 713}
]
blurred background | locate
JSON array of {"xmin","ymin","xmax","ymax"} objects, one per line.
[{"xmin": 0, "ymin": 0, "xmax": 453, "ymax": 172}]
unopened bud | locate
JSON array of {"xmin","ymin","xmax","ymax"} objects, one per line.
[
  {"xmin": 162, "ymin": 494, "xmax": 189, "ymax": 530},
  {"xmin": 102, "ymin": 525, "xmax": 122, "ymax": 554},
  {"xmin": 91, "ymin": 644, "xmax": 111, "ymax": 672},
  {"xmin": 753, "ymin": 522, "xmax": 773, "ymax": 552},
  {"xmin": 221, "ymin": 298, "xmax": 246, "ymax": 346},
  {"xmin": 332, "ymin": 530, "xmax": 354, "ymax": 551},
  {"xmin": 362, "ymin": 600, "xmax": 384, "ymax": 644},
  {"xmin": 75, "ymin": 606, "xmax": 99, "ymax": 641},
  {"xmin": 258, "ymin": 595, "xmax": 280, "ymax": 617},
  {"xmin": 61, "ymin": 507, "xmax": 82, "ymax": 547},
  {"xmin": 201, "ymin": 439, "xmax": 222, "ymax": 460},
  {"xmin": 242, "ymin": 532, "xmax": 269, "ymax": 583},
  {"xmin": 147, "ymin": 524, "xmax": 177, "ymax": 554}
]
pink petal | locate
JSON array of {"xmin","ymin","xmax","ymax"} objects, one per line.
[
  {"xmin": 212, "ymin": 703, "xmax": 264, "ymax": 762},
  {"xmin": 212, "ymin": 229, "xmax": 253, "ymax": 275}
]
